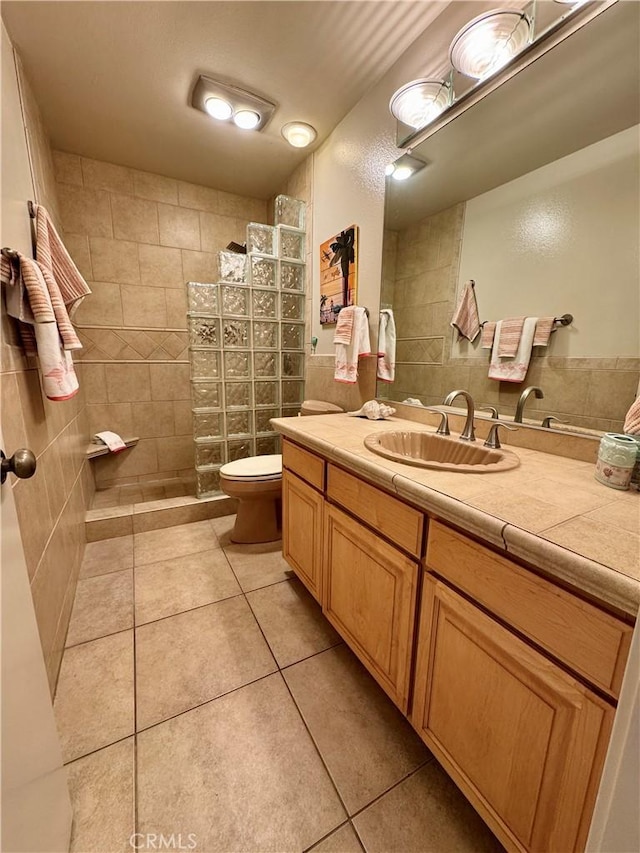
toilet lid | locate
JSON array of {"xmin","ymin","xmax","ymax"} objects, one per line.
[
  {"xmin": 220, "ymin": 454, "xmax": 282, "ymax": 480},
  {"xmin": 301, "ymin": 400, "xmax": 344, "ymax": 415}
]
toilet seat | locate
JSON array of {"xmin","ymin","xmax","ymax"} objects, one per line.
[{"xmin": 220, "ymin": 454, "xmax": 282, "ymax": 482}]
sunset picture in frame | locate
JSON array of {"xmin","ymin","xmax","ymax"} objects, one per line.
[{"xmin": 319, "ymin": 225, "xmax": 358, "ymax": 325}]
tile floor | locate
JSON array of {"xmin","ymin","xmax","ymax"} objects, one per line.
[{"xmin": 55, "ymin": 516, "xmax": 503, "ymax": 852}]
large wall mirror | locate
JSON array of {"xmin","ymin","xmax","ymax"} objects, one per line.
[{"xmin": 378, "ymin": 0, "xmax": 639, "ymax": 436}]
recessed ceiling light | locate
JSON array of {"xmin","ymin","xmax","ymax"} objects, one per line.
[
  {"xmin": 389, "ymin": 79, "xmax": 452, "ymax": 130},
  {"xmin": 450, "ymin": 9, "xmax": 532, "ymax": 80},
  {"xmin": 234, "ymin": 109, "xmax": 261, "ymax": 130},
  {"xmin": 204, "ymin": 97, "xmax": 233, "ymax": 120},
  {"xmin": 281, "ymin": 121, "xmax": 317, "ymax": 148}
]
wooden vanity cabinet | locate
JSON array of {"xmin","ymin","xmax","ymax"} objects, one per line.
[
  {"xmin": 412, "ymin": 576, "xmax": 614, "ymax": 852},
  {"xmin": 322, "ymin": 503, "xmax": 419, "ymax": 712}
]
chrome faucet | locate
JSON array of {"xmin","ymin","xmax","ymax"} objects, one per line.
[
  {"xmin": 514, "ymin": 386, "xmax": 544, "ymax": 423},
  {"xmin": 443, "ymin": 389, "xmax": 476, "ymax": 441}
]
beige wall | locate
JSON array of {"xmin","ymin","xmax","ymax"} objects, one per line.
[
  {"xmin": 1, "ymin": 31, "xmax": 91, "ymax": 693},
  {"xmin": 53, "ymin": 151, "xmax": 267, "ymax": 487},
  {"xmin": 381, "ymin": 202, "xmax": 640, "ymax": 433}
]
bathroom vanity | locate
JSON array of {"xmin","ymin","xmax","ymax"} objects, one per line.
[{"xmin": 273, "ymin": 413, "xmax": 637, "ymax": 853}]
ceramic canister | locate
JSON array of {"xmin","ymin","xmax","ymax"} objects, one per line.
[{"xmin": 594, "ymin": 433, "xmax": 638, "ymax": 490}]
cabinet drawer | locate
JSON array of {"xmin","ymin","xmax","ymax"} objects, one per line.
[
  {"xmin": 327, "ymin": 464, "xmax": 424, "ymax": 557},
  {"xmin": 426, "ymin": 521, "xmax": 632, "ymax": 698},
  {"xmin": 323, "ymin": 504, "xmax": 419, "ymax": 711},
  {"xmin": 282, "ymin": 440, "xmax": 325, "ymax": 491}
]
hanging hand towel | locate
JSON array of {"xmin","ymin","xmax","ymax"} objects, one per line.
[
  {"xmin": 451, "ymin": 280, "xmax": 481, "ymax": 342},
  {"xmin": 488, "ymin": 317, "xmax": 537, "ymax": 383},
  {"xmin": 2, "ymin": 254, "xmax": 79, "ymax": 400},
  {"xmin": 533, "ymin": 317, "xmax": 555, "ymax": 347},
  {"xmin": 377, "ymin": 308, "xmax": 396, "ymax": 382},
  {"xmin": 35, "ymin": 204, "xmax": 91, "ymax": 319},
  {"xmin": 497, "ymin": 317, "xmax": 526, "ymax": 357},
  {"xmin": 334, "ymin": 306, "xmax": 371, "ymax": 383},
  {"xmin": 624, "ymin": 396, "xmax": 640, "ymax": 435},
  {"xmin": 333, "ymin": 305, "xmax": 355, "ymax": 345},
  {"xmin": 481, "ymin": 321, "xmax": 496, "ymax": 349}
]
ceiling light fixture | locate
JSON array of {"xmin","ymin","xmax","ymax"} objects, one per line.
[
  {"xmin": 191, "ymin": 75, "xmax": 276, "ymax": 132},
  {"xmin": 386, "ymin": 153, "xmax": 427, "ymax": 181},
  {"xmin": 281, "ymin": 121, "xmax": 317, "ymax": 148},
  {"xmin": 449, "ymin": 9, "xmax": 532, "ymax": 80},
  {"xmin": 389, "ymin": 79, "xmax": 452, "ymax": 130}
]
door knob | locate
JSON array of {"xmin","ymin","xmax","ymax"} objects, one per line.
[{"xmin": 1, "ymin": 448, "xmax": 37, "ymax": 484}]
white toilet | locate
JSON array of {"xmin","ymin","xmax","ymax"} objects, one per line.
[{"xmin": 219, "ymin": 401, "xmax": 344, "ymax": 544}]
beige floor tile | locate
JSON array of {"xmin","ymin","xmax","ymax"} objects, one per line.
[
  {"xmin": 137, "ymin": 674, "xmax": 346, "ymax": 851},
  {"xmin": 66, "ymin": 738, "xmax": 135, "ymax": 853},
  {"xmin": 134, "ymin": 520, "xmax": 219, "ymax": 566},
  {"xmin": 80, "ymin": 535, "xmax": 133, "ymax": 578},
  {"xmin": 135, "ymin": 596, "xmax": 276, "ymax": 729},
  {"xmin": 308, "ymin": 822, "xmax": 364, "ymax": 852},
  {"xmin": 353, "ymin": 763, "xmax": 503, "ymax": 853},
  {"xmin": 54, "ymin": 631, "xmax": 134, "ymax": 762},
  {"xmin": 209, "ymin": 513, "xmax": 235, "ymax": 540},
  {"xmin": 222, "ymin": 538, "xmax": 294, "ymax": 592},
  {"xmin": 247, "ymin": 578, "xmax": 341, "ymax": 668},
  {"xmin": 66, "ymin": 570, "xmax": 133, "ymax": 646},
  {"xmin": 134, "ymin": 549, "xmax": 241, "ymax": 625},
  {"xmin": 284, "ymin": 646, "xmax": 430, "ymax": 815}
]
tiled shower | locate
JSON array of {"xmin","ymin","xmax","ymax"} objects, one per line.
[{"xmin": 188, "ymin": 194, "xmax": 307, "ymax": 497}]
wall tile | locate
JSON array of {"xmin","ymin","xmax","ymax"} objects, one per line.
[
  {"xmin": 62, "ymin": 233, "xmax": 93, "ymax": 280},
  {"xmin": 121, "ymin": 285, "xmax": 167, "ymax": 328},
  {"xmin": 178, "ymin": 182, "xmax": 219, "ymax": 213},
  {"xmin": 132, "ymin": 402, "xmax": 176, "ymax": 438},
  {"xmin": 53, "ymin": 151, "xmax": 83, "ymax": 186},
  {"xmin": 87, "ymin": 403, "xmax": 135, "ymax": 437},
  {"xmin": 105, "ymin": 364, "xmax": 151, "ymax": 403},
  {"xmin": 13, "ymin": 474, "xmax": 54, "ymax": 580},
  {"xmin": 89, "ymin": 237, "xmax": 140, "ymax": 285},
  {"xmin": 133, "ymin": 170, "xmax": 178, "ymax": 205},
  {"xmin": 93, "ymin": 437, "xmax": 158, "ymax": 481},
  {"xmin": 181, "ymin": 249, "xmax": 218, "ymax": 283},
  {"xmin": 173, "ymin": 401, "xmax": 192, "ymax": 435},
  {"xmin": 586, "ymin": 370, "xmax": 638, "ymax": 422},
  {"xmin": 200, "ymin": 212, "xmax": 243, "ymax": 254},
  {"xmin": 156, "ymin": 435, "xmax": 194, "ymax": 471},
  {"xmin": 81, "ymin": 158, "xmax": 133, "ymax": 194},
  {"xmin": 16, "ymin": 368, "xmax": 51, "ymax": 456},
  {"xmin": 139, "ymin": 244, "xmax": 183, "ymax": 288},
  {"xmin": 58, "ymin": 185, "xmax": 112, "ymax": 237},
  {"xmin": 165, "ymin": 289, "xmax": 188, "ymax": 330},
  {"xmin": 111, "ymin": 193, "xmax": 159, "ymax": 245},
  {"xmin": 158, "ymin": 204, "xmax": 200, "ymax": 250},
  {"xmin": 149, "ymin": 363, "xmax": 190, "ymax": 401},
  {"xmin": 217, "ymin": 191, "xmax": 266, "ymax": 222},
  {"xmin": 74, "ymin": 281, "xmax": 123, "ymax": 326}
]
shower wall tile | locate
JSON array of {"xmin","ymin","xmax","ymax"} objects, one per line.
[
  {"xmin": 138, "ymin": 244, "xmax": 183, "ymax": 288},
  {"xmin": 178, "ymin": 182, "xmax": 219, "ymax": 213},
  {"xmin": 81, "ymin": 157, "xmax": 134, "ymax": 195},
  {"xmin": 89, "ymin": 237, "xmax": 140, "ymax": 285},
  {"xmin": 165, "ymin": 289, "xmax": 189, "ymax": 329},
  {"xmin": 133, "ymin": 170, "xmax": 179, "ymax": 205},
  {"xmin": 74, "ymin": 281, "xmax": 124, "ymax": 327},
  {"xmin": 181, "ymin": 249, "xmax": 218, "ymax": 284},
  {"xmin": 63, "ymin": 234, "xmax": 93, "ymax": 280},
  {"xmin": 150, "ymin": 363, "xmax": 191, "ymax": 401},
  {"xmin": 59, "ymin": 185, "xmax": 113, "ymax": 237},
  {"xmin": 200, "ymin": 212, "xmax": 243, "ymax": 253},
  {"xmin": 111, "ymin": 193, "xmax": 160, "ymax": 245},
  {"xmin": 158, "ymin": 203, "xmax": 201, "ymax": 250},
  {"xmin": 106, "ymin": 364, "xmax": 152, "ymax": 403},
  {"xmin": 53, "ymin": 150, "xmax": 83, "ymax": 185},
  {"xmin": 121, "ymin": 285, "xmax": 167, "ymax": 328}
]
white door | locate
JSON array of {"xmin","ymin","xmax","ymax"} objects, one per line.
[{"xmin": 1, "ymin": 429, "xmax": 72, "ymax": 853}]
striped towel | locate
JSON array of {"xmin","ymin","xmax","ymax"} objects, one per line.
[
  {"xmin": 333, "ymin": 306, "xmax": 355, "ymax": 345},
  {"xmin": 35, "ymin": 204, "xmax": 91, "ymax": 317},
  {"xmin": 335, "ymin": 306, "xmax": 371, "ymax": 383},
  {"xmin": 451, "ymin": 280, "xmax": 480, "ymax": 342},
  {"xmin": 624, "ymin": 396, "xmax": 640, "ymax": 435},
  {"xmin": 533, "ymin": 317, "xmax": 555, "ymax": 347},
  {"xmin": 497, "ymin": 317, "xmax": 526, "ymax": 357},
  {"xmin": 481, "ymin": 321, "xmax": 496, "ymax": 349}
]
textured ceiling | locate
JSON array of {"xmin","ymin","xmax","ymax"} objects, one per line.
[{"xmin": 1, "ymin": 1, "xmax": 448, "ymax": 198}]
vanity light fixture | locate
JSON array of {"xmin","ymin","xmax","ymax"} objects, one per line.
[
  {"xmin": 449, "ymin": 9, "xmax": 532, "ymax": 80},
  {"xmin": 389, "ymin": 79, "xmax": 452, "ymax": 130},
  {"xmin": 385, "ymin": 152, "xmax": 427, "ymax": 181},
  {"xmin": 191, "ymin": 75, "xmax": 276, "ymax": 132},
  {"xmin": 281, "ymin": 121, "xmax": 317, "ymax": 148}
]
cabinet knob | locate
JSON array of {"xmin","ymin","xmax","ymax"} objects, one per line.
[{"xmin": 1, "ymin": 448, "xmax": 37, "ymax": 485}]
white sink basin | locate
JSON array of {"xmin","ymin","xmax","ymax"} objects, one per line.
[{"xmin": 364, "ymin": 431, "xmax": 520, "ymax": 473}]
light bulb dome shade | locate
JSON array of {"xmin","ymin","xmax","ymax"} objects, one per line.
[
  {"xmin": 204, "ymin": 96, "xmax": 233, "ymax": 120},
  {"xmin": 281, "ymin": 121, "xmax": 317, "ymax": 148},
  {"xmin": 391, "ymin": 166, "xmax": 414, "ymax": 181},
  {"xmin": 389, "ymin": 79, "xmax": 452, "ymax": 130},
  {"xmin": 234, "ymin": 109, "xmax": 261, "ymax": 130},
  {"xmin": 450, "ymin": 9, "xmax": 532, "ymax": 80}
]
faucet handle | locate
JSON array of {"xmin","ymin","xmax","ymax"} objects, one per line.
[
  {"xmin": 484, "ymin": 422, "xmax": 517, "ymax": 450},
  {"xmin": 541, "ymin": 415, "xmax": 569, "ymax": 429},
  {"xmin": 426, "ymin": 407, "xmax": 450, "ymax": 436},
  {"xmin": 478, "ymin": 405, "xmax": 499, "ymax": 419}
]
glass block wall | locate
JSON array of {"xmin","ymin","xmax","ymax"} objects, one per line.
[{"xmin": 187, "ymin": 194, "xmax": 306, "ymax": 498}]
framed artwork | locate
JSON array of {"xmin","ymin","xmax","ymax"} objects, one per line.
[{"xmin": 319, "ymin": 224, "xmax": 358, "ymax": 324}]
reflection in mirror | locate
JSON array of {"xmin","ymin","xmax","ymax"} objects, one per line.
[{"xmin": 378, "ymin": 0, "xmax": 639, "ymax": 436}]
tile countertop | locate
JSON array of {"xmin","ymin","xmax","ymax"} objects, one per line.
[{"xmin": 271, "ymin": 414, "xmax": 640, "ymax": 619}]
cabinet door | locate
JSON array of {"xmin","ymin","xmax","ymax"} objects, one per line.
[
  {"xmin": 282, "ymin": 469, "xmax": 324, "ymax": 602},
  {"xmin": 412, "ymin": 576, "xmax": 614, "ymax": 853},
  {"xmin": 323, "ymin": 504, "xmax": 418, "ymax": 712}
]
